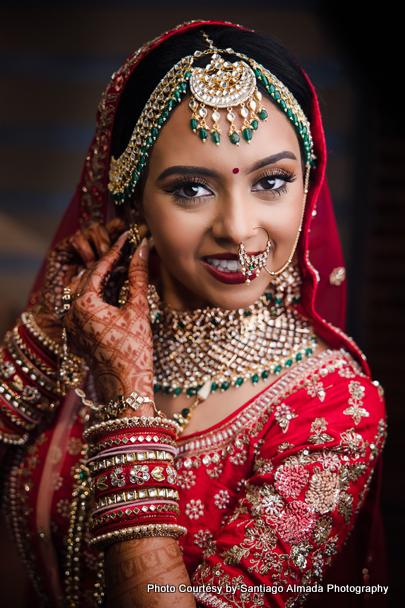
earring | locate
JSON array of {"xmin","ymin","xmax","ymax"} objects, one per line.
[{"xmin": 238, "ymin": 226, "xmax": 271, "ymax": 285}]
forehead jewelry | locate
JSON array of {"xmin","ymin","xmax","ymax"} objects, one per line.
[
  {"xmin": 238, "ymin": 226, "xmax": 271, "ymax": 285},
  {"xmin": 108, "ymin": 35, "xmax": 315, "ymax": 205}
]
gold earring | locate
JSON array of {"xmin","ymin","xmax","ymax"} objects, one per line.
[{"xmin": 238, "ymin": 226, "xmax": 271, "ymax": 285}]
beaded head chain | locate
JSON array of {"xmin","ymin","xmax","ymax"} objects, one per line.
[{"xmin": 108, "ymin": 34, "xmax": 315, "ymax": 205}]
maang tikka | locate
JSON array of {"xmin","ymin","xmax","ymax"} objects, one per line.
[{"xmin": 189, "ymin": 34, "xmax": 268, "ymax": 145}]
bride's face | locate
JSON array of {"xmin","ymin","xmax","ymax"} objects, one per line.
[{"xmin": 141, "ymin": 95, "xmax": 305, "ymax": 310}]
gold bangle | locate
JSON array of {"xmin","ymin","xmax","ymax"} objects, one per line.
[
  {"xmin": 89, "ymin": 450, "xmax": 174, "ymax": 474},
  {"xmin": 94, "ymin": 487, "xmax": 179, "ymax": 511},
  {"xmin": 89, "ymin": 522, "xmax": 187, "ymax": 549},
  {"xmin": 0, "ymin": 428, "xmax": 29, "ymax": 445}
]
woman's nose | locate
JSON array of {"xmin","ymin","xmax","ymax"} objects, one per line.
[{"xmin": 211, "ymin": 197, "xmax": 258, "ymax": 247}]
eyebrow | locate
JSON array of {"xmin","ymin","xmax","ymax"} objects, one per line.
[
  {"xmin": 248, "ymin": 151, "xmax": 297, "ymax": 173},
  {"xmin": 156, "ymin": 150, "xmax": 297, "ymax": 182},
  {"xmin": 157, "ymin": 165, "xmax": 221, "ymax": 181}
]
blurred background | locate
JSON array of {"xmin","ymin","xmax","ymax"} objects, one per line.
[{"xmin": 0, "ymin": 1, "xmax": 403, "ymax": 606}]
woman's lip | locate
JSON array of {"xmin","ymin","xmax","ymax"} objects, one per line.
[
  {"xmin": 201, "ymin": 259, "xmax": 257, "ymax": 284},
  {"xmin": 203, "ymin": 251, "xmax": 262, "ymax": 261}
]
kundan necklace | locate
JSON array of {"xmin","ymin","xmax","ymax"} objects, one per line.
[{"xmin": 148, "ymin": 266, "xmax": 317, "ymax": 429}]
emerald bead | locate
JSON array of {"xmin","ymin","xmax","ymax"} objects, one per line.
[
  {"xmin": 179, "ymin": 81, "xmax": 187, "ymax": 92},
  {"xmin": 174, "ymin": 89, "xmax": 181, "ymax": 101},
  {"xmin": 306, "ymin": 348, "xmax": 313, "ymax": 356},
  {"xmin": 211, "ymin": 317, "xmax": 219, "ymax": 326},
  {"xmin": 280, "ymin": 100, "xmax": 286, "ymax": 111},
  {"xmin": 162, "ymin": 107, "xmax": 169, "ymax": 119},
  {"xmin": 275, "ymin": 297, "xmax": 282, "ymax": 305},
  {"xmin": 244, "ymin": 309, "xmax": 251, "ymax": 317},
  {"xmin": 141, "ymin": 145, "xmax": 148, "ymax": 154},
  {"xmin": 151, "ymin": 127, "xmax": 158, "ymax": 139},
  {"xmin": 235, "ymin": 377, "xmax": 243, "ymax": 387},
  {"xmin": 187, "ymin": 388, "xmax": 196, "ymax": 397},
  {"xmin": 252, "ymin": 374, "xmax": 259, "ymax": 384},
  {"xmin": 296, "ymin": 353, "xmax": 302, "ymax": 362},
  {"xmin": 181, "ymin": 408, "xmax": 190, "ymax": 418},
  {"xmin": 178, "ymin": 321, "xmax": 185, "ymax": 329},
  {"xmin": 166, "ymin": 100, "xmax": 174, "ymax": 110},
  {"xmin": 261, "ymin": 370, "xmax": 269, "ymax": 379},
  {"xmin": 293, "ymin": 296, "xmax": 300, "ymax": 305},
  {"xmin": 258, "ymin": 110, "xmax": 268, "ymax": 120},
  {"xmin": 155, "ymin": 312, "xmax": 161, "ymax": 321},
  {"xmin": 275, "ymin": 365, "xmax": 281, "ymax": 373},
  {"xmin": 254, "ymin": 68, "xmax": 261, "ymax": 78},
  {"xmin": 274, "ymin": 90, "xmax": 281, "ymax": 100},
  {"xmin": 145, "ymin": 136, "xmax": 153, "ymax": 146},
  {"xmin": 269, "ymin": 84, "xmax": 275, "ymax": 94},
  {"xmin": 190, "ymin": 118, "xmax": 197, "ymax": 132},
  {"xmin": 164, "ymin": 386, "xmax": 171, "ymax": 394},
  {"xmin": 265, "ymin": 292, "xmax": 272, "ymax": 301},
  {"xmin": 211, "ymin": 382, "xmax": 218, "ymax": 392},
  {"xmin": 261, "ymin": 74, "xmax": 269, "ymax": 87},
  {"xmin": 174, "ymin": 387, "xmax": 182, "ymax": 396},
  {"xmin": 211, "ymin": 130, "xmax": 220, "ymax": 145},
  {"xmin": 229, "ymin": 132, "xmax": 240, "ymax": 145},
  {"xmin": 153, "ymin": 384, "xmax": 161, "ymax": 393},
  {"xmin": 199, "ymin": 128, "xmax": 207, "ymax": 142},
  {"xmin": 242, "ymin": 128, "xmax": 253, "ymax": 142},
  {"xmin": 251, "ymin": 119, "xmax": 258, "ymax": 131},
  {"xmin": 221, "ymin": 381, "xmax": 230, "ymax": 391}
]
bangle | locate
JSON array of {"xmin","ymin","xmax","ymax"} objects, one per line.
[
  {"xmin": 12, "ymin": 325, "xmax": 58, "ymax": 379},
  {"xmin": 88, "ymin": 522, "xmax": 187, "ymax": 550},
  {"xmin": 21, "ymin": 310, "xmax": 63, "ymax": 357},
  {"xmin": 94, "ymin": 487, "xmax": 179, "ymax": 512},
  {"xmin": 88, "ymin": 448, "xmax": 175, "ymax": 475},
  {"xmin": 0, "ymin": 427, "xmax": 29, "ymax": 445},
  {"xmin": 84, "ymin": 416, "xmax": 180, "ymax": 443},
  {"xmin": 0, "ymin": 394, "xmax": 37, "ymax": 431},
  {"xmin": 3, "ymin": 339, "xmax": 61, "ymax": 398}
]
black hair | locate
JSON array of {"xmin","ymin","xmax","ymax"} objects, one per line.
[{"xmin": 111, "ymin": 24, "xmax": 313, "ymax": 160}]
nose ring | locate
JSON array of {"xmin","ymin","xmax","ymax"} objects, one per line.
[{"xmin": 238, "ymin": 226, "xmax": 271, "ymax": 285}]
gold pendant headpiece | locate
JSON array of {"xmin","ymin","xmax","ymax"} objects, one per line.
[{"xmin": 108, "ymin": 36, "xmax": 314, "ymax": 204}]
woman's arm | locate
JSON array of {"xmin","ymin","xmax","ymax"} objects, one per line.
[{"xmin": 64, "ymin": 234, "xmax": 196, "ymax": 607}]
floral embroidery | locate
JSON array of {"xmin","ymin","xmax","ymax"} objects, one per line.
[
  {"xmin": 308, "ymin": 417, "xmax": 334, "ymax": 444},
  {"xmin": 56, "ymin": 498, "xmax": 71, "ymax": 518},
  {"xmin": 66, "ymin": 436, "xmax": 83, "ymax": 456},
  {"xmin": 306, "ymin": 469, "xmax": 340, "ymax": 513},
  {"xmin": 277, "ymin": 441, "xmax": 294, "ymax": 453},
  {"xmin": 185, "ymin": 499, "xmax": 204, "ymax": 520},
  {"xmin": 249, "ymin": 484, "xmax": 284, "ymax": 519},
  {"xmin": 194, "ymin": 529, "xmax": 217, "ymax": 556},
  {"xmin": 344, "ymin": 381, "xmax": 370, "ymax": 425},
  {"xmin": 275, "ymin": 464, "xmax": 309, "ymax": 499},
  {"xmin": 305, "ymin": 378, "xmax": 326, "ymax": 401},
  {"xmin": 278, "ymin": 501, "xmax": 316, "ymax": 544},
  {"xmin": 312, "ymin": 515, "xmax": 333, "ymax": 544},
  {"xmin": 214, "ymin": 490, "xmax": 230, "ymax": 509},
  {"xmin": 274, "ymin": 403, "xmax": 297, "ymax": 433}
]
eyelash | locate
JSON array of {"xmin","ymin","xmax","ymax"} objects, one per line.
[{"xmin": 164, "ymin": 169, "xmax": 297, "ymax": 203}]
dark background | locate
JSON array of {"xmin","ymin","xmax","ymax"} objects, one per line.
[{"xmin": 0, "ymin": 1, "xmax": 403, "ymax": 606}]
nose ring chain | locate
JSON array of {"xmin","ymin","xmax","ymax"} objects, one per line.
[{"xmin": 238, "ymin": 226, "xmax": 271, "ymax": 285}]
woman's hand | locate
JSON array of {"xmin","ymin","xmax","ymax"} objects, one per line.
[
  {"xmin": 63, "ymin": 232, "xmax": 154, "ymax": 410},
  {"xmin": 35, "ymin": 219, "xmax": 127, "ymax": 346}
]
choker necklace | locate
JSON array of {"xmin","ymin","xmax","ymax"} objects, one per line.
[{"xmin": 148, "ymin": 267, "xmax": 317, "ymax": 427}]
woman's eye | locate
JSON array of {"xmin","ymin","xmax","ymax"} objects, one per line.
[
  {"xmin": 172, "ymin": 182, "xmax": 212, "ymax": 200},
  {"xmin": 252, "ymin": 176, "xmax": 286, "ymax": 192}
]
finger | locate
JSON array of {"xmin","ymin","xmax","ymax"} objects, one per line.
[
  {"xmin": 127, "ymin": 237, "xmax": 150, "ymax": 303},
  {"xmin": 106, "ymin": 217, "xmax": 128, "ymax": 242},
  {"xmin": 85, "ymin": 230, "xmax": 129, "ymax": 296},
  {"xmin": 85, "ymin": 223, "xmax": 111, "ymax": 257},
  {"xmin": 70, "ymin": 231, "xmax": 97, "ymax": 268}
]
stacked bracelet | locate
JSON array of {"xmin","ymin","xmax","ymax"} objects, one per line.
[
  {"xmin": 86, "ymin": 412, "xmax": 185, "ymax": 549},
  {"xmin": 0, "ymin": 310, "xmax": 64, "ymax": 444}
]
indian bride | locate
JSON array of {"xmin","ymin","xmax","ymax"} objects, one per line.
[{"xmin": 0, "ymin": 21, "xmax": 386, "ymax": 608}]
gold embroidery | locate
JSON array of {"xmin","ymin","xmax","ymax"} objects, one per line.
[
  {"xmin": 344, "ymin": 381, "xmax": 370, "ymax": 425},
  {"xmin": 308, "ymin": 417, "xmax": 334, "ymax": 444}
]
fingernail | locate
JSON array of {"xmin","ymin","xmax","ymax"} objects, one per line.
[{"xmin": 139, "ymin": 237, "xmax": 149, "ymax": 260}]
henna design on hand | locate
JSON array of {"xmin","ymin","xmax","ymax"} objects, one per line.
[{"xmin": 64, "ymin": 233, "xmax": 154, "ymax": 406}]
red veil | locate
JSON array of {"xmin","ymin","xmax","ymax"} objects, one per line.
[{"xmin": 25, "ymin": 20, "xmax": 385, "ymax": 605}]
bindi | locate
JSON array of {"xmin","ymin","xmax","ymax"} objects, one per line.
[{"xmin": 232, "ymin": 168, "xmax": 239, "ymax": 174}]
